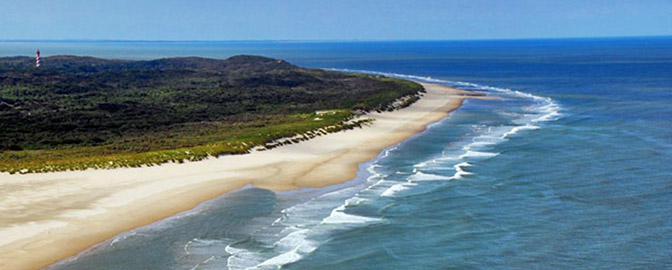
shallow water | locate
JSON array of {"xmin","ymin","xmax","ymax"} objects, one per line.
[{"xmin": 7, "ymin": 37, "xmax": 669, "ymax": 269}]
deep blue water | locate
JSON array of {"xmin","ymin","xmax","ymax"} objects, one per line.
[{"xmin": 6, "ymin": 38, "xmax": 670, "ymax": 269}]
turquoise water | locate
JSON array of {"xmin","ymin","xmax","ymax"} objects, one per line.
[{"xmin": 6, "ymin": 38, "xmax": 670, "ymax": 269}]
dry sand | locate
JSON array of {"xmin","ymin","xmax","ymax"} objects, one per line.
[{"xmin": 0, "ymin": 82, "xmax": 490, "ymax": 269}]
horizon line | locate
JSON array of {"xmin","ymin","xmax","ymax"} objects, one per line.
[{"xmin": 1, "ymin": 34, "xmax": 671, "ymax": 43}]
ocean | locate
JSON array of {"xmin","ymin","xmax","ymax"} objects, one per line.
[{"xmin": 3, "ymin": 37, "xmax": 671, "ymax": 269}]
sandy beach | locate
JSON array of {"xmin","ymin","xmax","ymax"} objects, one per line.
[{"xmin": 0, "ymin": 82, "xmax": 489, "ymax": 269}]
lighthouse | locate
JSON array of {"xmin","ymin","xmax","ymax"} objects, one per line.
[{"xmin": 36, "ymin": 49, "xmax": 41, "ymax": 68}]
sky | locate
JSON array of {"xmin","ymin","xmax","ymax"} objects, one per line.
[{"xmin": 1, "ymin": 0, "xmax": 671, "ymax": 41}]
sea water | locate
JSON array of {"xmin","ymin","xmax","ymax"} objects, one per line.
[{"xmin": 3, "ymin": 37, "xmax": 671, "ymax": 269}]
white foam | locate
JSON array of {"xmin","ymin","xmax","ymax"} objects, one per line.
[
  {"xmin": 408, "ymin": 171, "xmax": 453, "ymax": 181},
  {"xmin": 256, "ymin": 229, "xmax": 318, "ymax": 266},
  {"xmin": 189, "ymin": 255, "xmax": 227, "ymax": 270},
  {"xmin": 381, "ymin": 182, "xmax": 417, "ymax": 197},
  {"xmin": 255, "ymin": 69, "xmax": 565, "ymax": 269},
  {"xmin": 180, "ymin": 238, "xmax": 232, "ymax": 270},
  {"xmin": 335, "ymin": 69, "xmax": 564, "ymax": 128},
  {"xmin": 459, "ymin": 150, "xmax": 500, "ymax": 159},
  {"xmin": 226, "ymin": 244, "xmax": 267, "ymax": 270},
  {"xmin": 322, "ymin": 210, "xmax": 381, "ymax": 225},
  {"xmin": 502, "ymin": 124, "xmax": 541, "ymax": 138},
  {"xmin": 452, "ymin": 162, "xmax": 473, "ymax": 179},
  {"xmin": 413, "ymin": 155, "xmax": 460, "ymax": 169},
  {"xmin": 224, "ymin": 245, "xmax": 249, "ymax": 257},
  {"xmin": 246, "ymin": 178, "xmax": 383, "ymax": 269},
  {"xmin": 332, "ymin": 69, "xmax": 559, "ymax": 122},
  {"xmin": 256, "ymin": 249, "xmax": 304, "ymax": 268},
  {"xmin": 454, "ymin": 161, "xmax": 472, "ymax": 167},
  {"xmin": 109, "ymin": 231, "xmax": 138, "ymax": 247},
  {"xmin": 412, "ymin": 161, "xmax": 431, "ymax": 168},
  {"xmin": 380, "ymin": 145, "xmax": 398, "ymax": 158},
  {"xmin": 252, "ymin": 205, "xmax": 380, "ymax": 268},
  {"xmin": 343, "ymin": 196, "xmax": 368, "ymax": 207},
  {"xmin": 534, "ymin": 110, "xmax": 561, "ymax": 122},
  {"xmin": 328, "ymin": 70, "xmax": 562, "ymax": 194},
  {"xmin": 469, "ymin": 138, "xmax": 503, "ymax": 148},
  {"xmin": 322, "ymin": 204, "xmax": 381, "ymax": 225}
]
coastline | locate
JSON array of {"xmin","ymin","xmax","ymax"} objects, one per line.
[{"xmin": 0, "ymin": 82, "xmax": 488, "ymax": 269}]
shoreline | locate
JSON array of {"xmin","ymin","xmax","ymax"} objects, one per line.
[{"xmin": 0, "ymin": 82, "xmax": 489, "ymax": 269}]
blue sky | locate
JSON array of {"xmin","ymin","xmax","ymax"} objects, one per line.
[{"xmin": 1, "ymin": 0, "xmax": 671, "ymax": 40}]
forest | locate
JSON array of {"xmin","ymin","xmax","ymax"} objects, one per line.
[{"xmin": 0, "ymin": 55, "xmax": 423, "ymax": 173}]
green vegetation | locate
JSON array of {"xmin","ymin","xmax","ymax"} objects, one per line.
[{"xmin": 0, "ymin": 55, "xmax": 423, "ymax": 173}]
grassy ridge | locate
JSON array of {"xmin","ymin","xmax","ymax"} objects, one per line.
[{"xmin": 0, "ymin": 55, "xmax": 423, "ymax": 173}]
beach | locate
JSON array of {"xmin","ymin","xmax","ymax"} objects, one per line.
[{"xmin": 0, "ymin": 82, "xmax": 486, "ymax": 269}]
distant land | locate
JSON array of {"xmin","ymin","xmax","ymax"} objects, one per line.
[{"xmin": 0, "ymin": 55, "xmax": 423, "ymax": 173}]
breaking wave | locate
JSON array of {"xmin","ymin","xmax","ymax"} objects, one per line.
[
  {"xmin": 232, "ymin": 69, "xmax": 564, "ymax": 268},
  {"xmin": 329, "ymin": 69, "xmax": 562, "ymax": 200}
]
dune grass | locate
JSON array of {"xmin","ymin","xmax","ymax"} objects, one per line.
[{"xmin": 0, "ymin": 110, "xmax": 377, "ymax": 174}]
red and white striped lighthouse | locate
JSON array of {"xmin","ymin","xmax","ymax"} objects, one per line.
[{"xmin": 36, "ymin": 49, "xmax": 41, "ymax": 68}]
